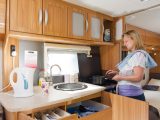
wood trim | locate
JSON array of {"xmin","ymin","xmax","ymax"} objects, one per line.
[
  {"xmin": 8, "ymin": 31, "xmax": 114, "ymax": 46},
  {"xmin": 18, "ymin": 113, "xmax": 33, "ymax": 120},
  {"xmin": 6, "ymin": 0, "xmax": 10, "ymax": 35},
  {"xmin": 59, "ymin": 114, "xmax": 78, "ymax": 120},
  {"xmin": 0, "ymin": 0, "xmax": 6, "ymax": 34},
  {"xmin": 3, "ymin": 37, "xmax": 19, "ymax": 91},
  {"xmin": 0, "ymin": 34, "xmax": 5, "ymax": 42},
  {"xmin": 67, "ymin": 92, "xmax": 102, "ymax": 105},
  {"xmin": 0, "ymin": 39, "xmax": 3, "ymax": 43},
  {"xmin": 79, "ymin": 108, "xmax": 112, "ymax": 120},
  {"xmin": 21, "ymin": 102, "xmax": 66, "ymax": 115},
  {"xmin": 5, "ymin": 109, "xmax": 18, "ymax": 120}
]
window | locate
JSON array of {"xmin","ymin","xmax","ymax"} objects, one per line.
[{"xmin": 47, "ymin": 51, "xmax": 79, "ymax": 75}]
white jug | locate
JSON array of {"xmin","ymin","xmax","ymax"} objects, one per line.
[{"xmin": 10, "ymin": 67, "xmax": 35, "ymax": 97}]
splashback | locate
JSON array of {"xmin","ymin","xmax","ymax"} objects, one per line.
[{"xmin": 78, "ymin": 46, "xmax": 101, "ymax": 82}]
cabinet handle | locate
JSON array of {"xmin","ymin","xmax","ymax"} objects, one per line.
[
  {"xmin": 102, "ymin": 23, "xmax": 104, "ymax": 34},
  {"xmin": 45, "ymin": 10, "xmax": 48, "ymax": 25},
  {"xmin": 38, "ymin": 9, "xmax": 42, "ymax": 25},
  {"xmin": 85, "ymin": 18, "xmax": 89, "ymax": 32}
]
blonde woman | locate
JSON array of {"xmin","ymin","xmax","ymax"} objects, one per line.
[{"xmin": 106, "ymin": 30, "xmax": 157, "ymax": 101}]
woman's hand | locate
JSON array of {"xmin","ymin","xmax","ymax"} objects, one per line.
[
  {"xmin": 105, "ymin": 70, "xmax": 118, "ymax": 79},
  {"xmin": 106, "ymin": 70, "xmax": 118, "ymax": 75},
  {"xmin": 112, "ymin": 75, "xmax": 122, "ymax": 81}
]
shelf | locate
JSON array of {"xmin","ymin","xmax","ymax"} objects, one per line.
[{"xmin": 103, "ymin": 19, "xmax": 114, "ymax": 43}]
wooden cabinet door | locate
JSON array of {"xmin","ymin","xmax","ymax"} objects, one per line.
[
  {"xmin": 68, "ymin": 7, "xmax": 87, "ymax": 39},
  {"xmin": 0, "ymin": 0, "xmax": 6, "ymax": 34},
  {"xmin": 43, "ymin": 0, "xmax": 68, "ymax": 37},
  {"xmin": 100, "ymin": 42, "xmax": 121, "ymax": 70},
  {"xmin": 102, "ymin": 92, "xmax": 149, "ymax": 120},
  {"xmin": 88, "ymin": 12, "xmax": 103, "ymax": 41},
  {"xmin": 10, "ymin": 0, "xmax": 42, "ymax": 34}
]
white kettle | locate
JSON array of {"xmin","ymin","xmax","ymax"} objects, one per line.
[{"xmin": 10, "ymin": 67, "xmax": 35, "ymax": 97}]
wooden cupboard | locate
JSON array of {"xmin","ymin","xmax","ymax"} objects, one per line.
[
  {"xmin": 100, "ymin": 42, "xmax": 121, "ymax": 71},
  {"xmin": 0, "ymin": 0, "xmax": 6, "ymax": 34},
  {"xmin": 102, "ymin": 92, "xmax": 149, "ymax": 120},
  {"xmin": 68, "ymin": 6, "xmax": 87, "ymax": 40},
  {"xmin": 43, "ymin": 0, "xmax": 68, "ymax": 37},
  {"xmin": 9, "ymin": 0, "xmax": 114, "ymax": 43},
  {"xmin": 88, "ymin": 11, "xmax": 103, "ymax": 41},
  {"xmin": 10, "ymin": 0, "xmax": 43, "ymax": 34},
  {"xmin": 68, "ymin": 7, "xmax": 103, "ymax": 41},
  {"xmin": 10, "ymin": 0, "xmax": 68, "ymax": 36}
]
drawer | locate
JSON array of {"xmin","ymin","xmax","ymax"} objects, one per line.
[
  {"xmin": 67, "ymin": 100, "xmax": 112, "ymax": 120},
  {"xmin": 18, "ymin": 108, "xmax": 78, "ymax": 120},
  {"xmin": 18, "ymin": 100, "xmax": 112, "ymax": 120}
]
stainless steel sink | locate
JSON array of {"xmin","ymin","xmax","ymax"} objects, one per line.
[{"xmin": 54, "ymin": 83, "xmax": 88, "ymax": 91}]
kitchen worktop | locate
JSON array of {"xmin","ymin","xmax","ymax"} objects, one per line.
[{"xmin": 0, "ymin": 83, "xmax": 105, "ymax": 112}]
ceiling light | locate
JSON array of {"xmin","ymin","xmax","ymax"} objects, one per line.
[
  {"xmin": 151, "ymin": 47, "xmax": 155, "ymax": 50},
  {"xmin": 154, "ymin": 53, "xmax": 157, "ymax": 56}
]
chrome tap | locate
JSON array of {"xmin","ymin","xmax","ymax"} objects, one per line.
[{"xmin": 50, "ymin": 64, "xmax": 61, "ymax": 84}]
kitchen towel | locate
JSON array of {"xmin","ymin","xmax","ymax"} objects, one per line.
[{"xmin": 117, "ymin": 50, "xmax": 157, "ymax": 70}]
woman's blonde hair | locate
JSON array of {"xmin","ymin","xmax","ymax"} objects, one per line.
[{"xmin": 122, "ymin": 30, "xmax": 145, "ymax": 50}]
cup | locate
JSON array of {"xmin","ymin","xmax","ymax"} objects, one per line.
[{"xmin": 41, "ymin": 81, "xmax": 49, "ymax": 95}]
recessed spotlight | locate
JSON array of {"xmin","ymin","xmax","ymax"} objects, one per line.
[{"xmin": 152, "ymin": 47, "xmax": 155, "ymax": 50}]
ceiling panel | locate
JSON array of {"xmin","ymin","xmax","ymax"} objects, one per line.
[{"xmin": 64, "ymin": 0, "xmax": 160, "ymax": 17}]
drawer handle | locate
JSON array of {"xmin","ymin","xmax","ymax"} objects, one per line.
[
  {"xmin": 45, "ymin": 9, "xmax": 48, "ymax": 25},
  {"xmin": 38, "ymin": 9, "xmax": 42, "ymax": 25}
]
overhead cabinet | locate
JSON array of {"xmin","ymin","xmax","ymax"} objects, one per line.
[
  {"xmin": 68, "ymin": 7, "xmax": 103, "ymax": 41},
  {"xmin": 43, "ymin": 0, "xmax": 68, "ymax": 37},
  {"xmin": 10, "ymin": 0, "xmax": 43, "ymax": 34},
  {"xmin": 9, "ymin": 0, "xmax": 113, "ymax": 43},
  {"xmin": 88, "ymin": 12, "xmax": 103, "ymax": 41},
  {"xmin": 68, "ymin": 7, "xmax": 87, "ymax": 40},
  {"xmin": 10, "ymin": 0, "xmax": 68, "ymax": 37}
]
